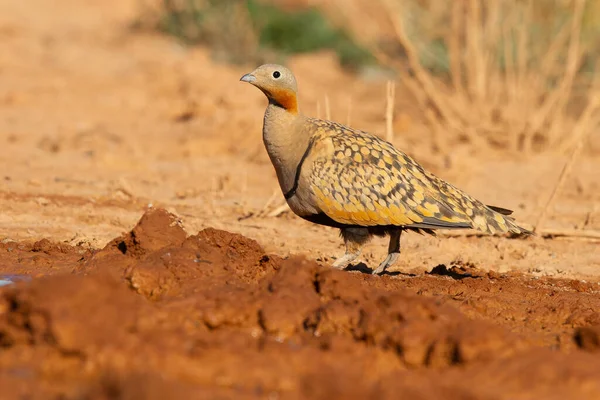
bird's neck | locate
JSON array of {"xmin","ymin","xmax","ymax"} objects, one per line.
[
  {"xmin": 263, "ymin": 103, "xmax": 310, "ymax": 195},
  {"xmin": 268, "ymin": 88, "xmax": 298, "ymax": 114}
]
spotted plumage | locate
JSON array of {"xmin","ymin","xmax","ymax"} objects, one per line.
[{"xmin": 240, "ymin": 64, "xmax": 531, "ymax": 275}]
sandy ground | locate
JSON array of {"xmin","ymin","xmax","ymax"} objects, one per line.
[{"xmin": 1, "ymin": 0, "xmax": 600, "ymax": 398}]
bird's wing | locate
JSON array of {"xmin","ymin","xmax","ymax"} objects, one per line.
[{"xmin": 306, "ymin": 123, "xmax": 474, "ymax": 229}]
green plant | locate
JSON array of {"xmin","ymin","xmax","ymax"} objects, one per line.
[
  {"xmin": 155, "ymin": 0, "xmax": 373, "ymax": 69},
  {"xmin": 247, "ymin": 0, "xmax": 373, "ymax": 68}
]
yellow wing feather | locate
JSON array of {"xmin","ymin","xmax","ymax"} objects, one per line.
[{"xmin": 306, "ymin": 119, "xmax": 510, "ymax": 232}]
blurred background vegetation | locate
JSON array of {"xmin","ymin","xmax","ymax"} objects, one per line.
[
  {"xmin": 140, "ymin": 0, "xmax": 600, "ymax": 153},
  {"xmin": 154, "ymin": 0, "xmax": 373, "ymax": 69},
  {"xmin": 148, "ymin": 0, "xmax": 599, "ymax": 75}
]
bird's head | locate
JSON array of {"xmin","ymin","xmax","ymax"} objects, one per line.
[{"xmin": 240, "ymin": 64, "xmax": 298, "ymax": 114}]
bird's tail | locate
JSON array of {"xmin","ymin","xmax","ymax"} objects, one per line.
[
  {"xmin": 471, "ymin": 204, "xmax": 532, "ymax": 236},
  {"xmin": 424, "ymin": 172, "xmax": 532, "ymax": 236}
]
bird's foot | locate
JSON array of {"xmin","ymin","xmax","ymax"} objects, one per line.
[
  {"xmin": 332, "ymin": 251, "xmax": 361, "ymax": 270},
  {"xmin": 372, "ymin": 252, "xmax": 400, "ymax": 275}
]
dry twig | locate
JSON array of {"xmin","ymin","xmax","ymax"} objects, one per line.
[
  {"xmin": 440, "ymin": 228, "xmax": 600, "ymax": 242},
  {"xmin": 255, "ymin": 189, "xmax": 279, "ymax": 218},
  {"xmin": 538, "ymin": 228, "xmax": 600, "ymax": 241},
  {"xmin": 267, "ymin": 203, "xmax": 290, "ymax": 218}
]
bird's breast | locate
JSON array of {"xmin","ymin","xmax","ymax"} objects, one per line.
[{"xmin": 285, "ymin": 179, "xmax": 320, "ymax": 217}]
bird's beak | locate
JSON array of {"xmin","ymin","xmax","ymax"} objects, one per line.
[{"xmin": 240, "ymin": 73, "xmax": 256, "ymax": 84}]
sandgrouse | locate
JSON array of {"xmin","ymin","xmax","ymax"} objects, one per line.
[{"xmin": 240, "ymin": 64, "xmax": 530, "ymax": 275}]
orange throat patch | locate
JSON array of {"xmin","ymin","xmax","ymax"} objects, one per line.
[{"xmin": 268, "ymin": 88, "xmax": 298, "ymax": 114}]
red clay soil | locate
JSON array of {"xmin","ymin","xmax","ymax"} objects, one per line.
[
  {"xmin": 1, "ymin": 0, "xmax": 600, "ymax": 398},
  {"xmin": 2, "ymin": 208, "xmax": 600, "ymax": 399}
]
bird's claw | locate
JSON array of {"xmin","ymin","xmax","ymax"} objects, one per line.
[
  {"xmin": 372, "ymin": 252, "xmax": 400, "ymax": 275},
  {"xmin": 331, "ymin": 251, "xmax": 361, "ymax": 270}
]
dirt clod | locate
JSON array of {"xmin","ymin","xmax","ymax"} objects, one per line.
[
  {"xmin": 575, "ymin": 325, "xmax": 600, "ymax": 352},
  {"xmin": 1, "ymin": 208, "xmax": 600, "ymax": 398}
]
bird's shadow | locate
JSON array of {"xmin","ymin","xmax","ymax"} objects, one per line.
[
  {"xmin": 346, "ymin": 262, "xmax": 416, "ymax": 277},
  {"xmin": 345, "ymin": 262, "xmax": 374, "ymax": 274},
  {"xmin": 427, "ymin": 264, "xmax": 480, "ymax": 280},
  {"xmin": 345, "ymin": 262, "xmax": 478, "ymax": 280}
]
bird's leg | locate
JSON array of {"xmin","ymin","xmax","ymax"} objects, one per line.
[
  {"xmin": 372, "ymin": 229, "xmax": 402, "ymax": 275},
  {"xmin": 332, "ymin": 227, "xmax": 370, "ymax": 270}
]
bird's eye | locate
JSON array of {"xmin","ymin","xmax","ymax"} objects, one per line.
[{"xmin": 273, "ymin": 71, "xmax": 281, "ymax": 79}]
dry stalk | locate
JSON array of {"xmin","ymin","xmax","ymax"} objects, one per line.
[
  {"xmin": 533, "ymin": 93, "xmax": 600, "ymax": 232},
  {"xmin": 347, "ymin": 97, "xmax": 352, "ymax": 126},
  {"xmin": 209, "ymin": 176, "xmax": 219, "ymax": 216},
  {"xmin": 325, "ymin": 95, "xmax": 331, "ymax": 120},
  {"xmin": 116, "ymin": 177, "xmax": 134, "ymax": 199},
  {"xmin": 256, "ymin": 189, "xmax": 279, "ymax": 218},
  {"xmin": 237, "ymin": 170, "xmax": 249, "ymax": 214},
  {"xmin": 267, "ymin": 203, "xmax": 290, "ymax": 218},
  {"xmin": 449, "ymin": 1, "xmax": 465, "ymax": 96},
  {"xmin": 379, "ymin": 0, "xmax": 462, "ymax": 132},
  {"xmin": 441, "ymin": 228, "xmax": 600, "ymax": 242},
  {"xmin": 538, "ymin": 228, "xmax": 600, "ymax": 241},
  {"xmin": 582, "ymin": 207, "xmax": 595, "ymax": 229},
  {"xmin": 466, "ymin": 0, "xmax": 486, "ymax": 102},
  {"xmin": 522, "ymin": 0, "xmax": 586, "ymax": 152},
  {"xmin": 385, "ymin": 80, "xmax": 396, "ymax": 142}
]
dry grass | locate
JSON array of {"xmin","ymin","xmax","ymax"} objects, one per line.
[
  {"xmin": 385, "ymin": 80, "xmax": 396, "ymax": 142},
  {"xmin": 534, "ymin": 92, "xmax": 600, "ymax": 232},
  {"xmin": 336, "ymin": 0, "xmax": 600, "ymax": 154}
]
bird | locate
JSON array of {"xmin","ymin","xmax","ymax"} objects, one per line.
[{"xmin": 240, "ymin": 64, "xmax": 531, "ymax": 275}]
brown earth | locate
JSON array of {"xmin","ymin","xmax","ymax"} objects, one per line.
[
  {"xmin": 1, "ymin": 0, "xmax": 600, "ymax": 398},
  {"xmin": 2, "ymin": 208, "xmax": 600, "ymax": 399}
]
